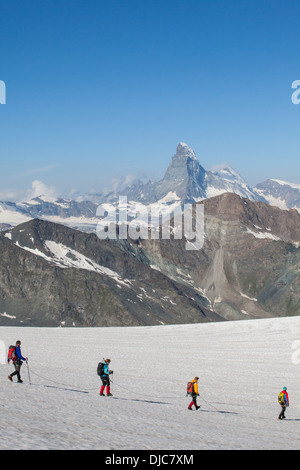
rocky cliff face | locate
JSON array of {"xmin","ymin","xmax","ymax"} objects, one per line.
[
  {"xmin": 0, "ymin": 219, "xmax": 218, "ymax": 327},
  {"xmin": 135, "ymin": 193, "xmax": 300, "ymax": 321},
  {"xmin": 154, "ymin": 143, "xmax": 206, "ymax": 203}
]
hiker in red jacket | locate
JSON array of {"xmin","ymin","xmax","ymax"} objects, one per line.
[
  {"xmin": 278, "ymin": 387, "xmax": 289, "ymax": 420},
  {"xmin": 8, "ymin": 341, "xmax": 28, "ymax": 383}
]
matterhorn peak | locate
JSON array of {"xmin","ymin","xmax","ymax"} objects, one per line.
[
  {"xmin": 176, "ymin": 142, "xmax": 197, "ymax": 161},
  {"xmin": 153, "ymin": 142, "xmax": 206, "ymax": 203},
  {"xmin": 175, "ymin": 142, "xmax": 197, "ymax": 160}
]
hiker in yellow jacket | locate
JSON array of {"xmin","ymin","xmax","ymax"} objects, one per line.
[{"xmin": 188, "ymin": 377, "xmax": 200, "ymax": 410}]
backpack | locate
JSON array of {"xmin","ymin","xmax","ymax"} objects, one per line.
[
  {"xmin": 7, "ymin": 345, "xmax": 16, "ymax": 364},
  {"xmin": 278, "ymin": 392, "xmax": 285, "ymax": 405},
  {"xmin": 97, "ymin": 362, "xmax": 105, "ymax": 377},
  {"xmin": 187, "ymin": 381, "xmax": 194, "ymax": 395}
]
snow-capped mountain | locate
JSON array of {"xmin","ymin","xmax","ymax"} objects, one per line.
[
  {"xmin": 154, "ymin": 142, "xmax": 206, "ymax": 203},
  {"xmin": 0, "ymin": 201, "xmax": 32, "ymax": 229},
  {"xmin": 0, "ymin": 143, "xmax": 299, "ymax": 231},
  {"xmin": 85, "ymin": 142, "xmax": 266, "ymax": 208},
  {"xmin": 204, "ymin": 165, "xmax": 261, "ymax": 201},
  {"xmin": 254, "ymin": 179, "xmax": 300, "ymax": 212},
  {"xmin": 93, "ymin": 142, "xmax": 261, "ymax": 206},
  {"xmin": 0, "ymin": 197, "xmax": 99, "ymax": 232}
]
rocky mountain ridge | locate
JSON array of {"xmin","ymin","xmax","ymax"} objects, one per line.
[
  {"xmin": 0, "ymin": 192, "xmax": 299, "ymax": 326},
  {"xmin": 0, "ymin": 218, "xmax": 218, "ymax": 327},
  {"xmin": 137, "ymin": 193, "xmax": 300, "ymax": 321}
]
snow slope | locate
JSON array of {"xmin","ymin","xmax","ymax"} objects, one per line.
[{"xmin": 1, "ymin": 316, "xmax": 300, "ymax": 450}]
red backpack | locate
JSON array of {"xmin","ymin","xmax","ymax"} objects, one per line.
[
  {"xmin": 186, "ymin": 381, "xmax": 194, "ymax": 395},
  {"xmin": 7, "ymin": 345, "xmax": 16, "ymax": 364}
]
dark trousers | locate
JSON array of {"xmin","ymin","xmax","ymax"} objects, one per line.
[
  {"xmin": 188, "ymin": 394, "xmax": 199, "ymax": 409},
  {"xmin": 101, "ymin": 375, "xmax": 110, "ymax": 387},
  {"xmin": 278, "ymin": 405, "xmax": 286, "ymax": 419},
  {"xmin": 10, "ymin": 362, "xmax": 22, "ymax": 382}
]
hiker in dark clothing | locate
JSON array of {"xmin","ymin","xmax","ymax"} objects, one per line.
[{"xmin": 8, "ymin": 341, "xmax": 28, "ymax": 383}]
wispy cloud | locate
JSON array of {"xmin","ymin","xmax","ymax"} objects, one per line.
[{"xmin": 16, "ymin": 163, "xmax": 60, "ymax": 178}]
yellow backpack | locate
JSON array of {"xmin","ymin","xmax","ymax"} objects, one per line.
[{"xmin": 278, "ymin": 392, "xmax": 285, "ymax": 405}]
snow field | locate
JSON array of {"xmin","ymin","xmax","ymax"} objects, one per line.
[{"xmin": 0, "ymin": 316, "xmax": 300, "ymax": 450}]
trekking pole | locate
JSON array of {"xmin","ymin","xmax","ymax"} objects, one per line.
[
  {"xmin": 26, "ymin": 361, "xmax": 31, "ymax": 385},
  {"xmin": 198, "ymin": 393, "xmax": 219, "ymax": 412}
]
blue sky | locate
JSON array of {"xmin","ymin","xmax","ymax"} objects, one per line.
[{"xmin": 0, "ymin": 0, "xmax": 299, "ymax": 201}]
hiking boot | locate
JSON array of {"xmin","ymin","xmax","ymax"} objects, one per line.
[
  {"xmin": 17, "ymin": 380, "xmax": 23, "ymax": 383},
  {"xmin": 196, "ymin": 406, "xmax": 200, "ymax": 410},
  {"xmin": 100, "ymin": 392, "xmax": 105, "ymax": 396},
  {"xmin": 107, "ymin": 392, "xmax": 113, "ymax": 396},
  {"xmin": 8, "ymin": 375, "xmax": 12, "ymax": 382},
  {"xmin": 188, "ymin": 407, "xmax": 193, "ymax": 410}
]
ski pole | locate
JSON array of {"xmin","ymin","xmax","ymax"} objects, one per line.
[
  {"xmin": 26, "ymin": 361, "xmax": 31, "ymax": 385},
  {"xmin": 198, "ymin": 393, "xmax": 219, "ymax": 412}
]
